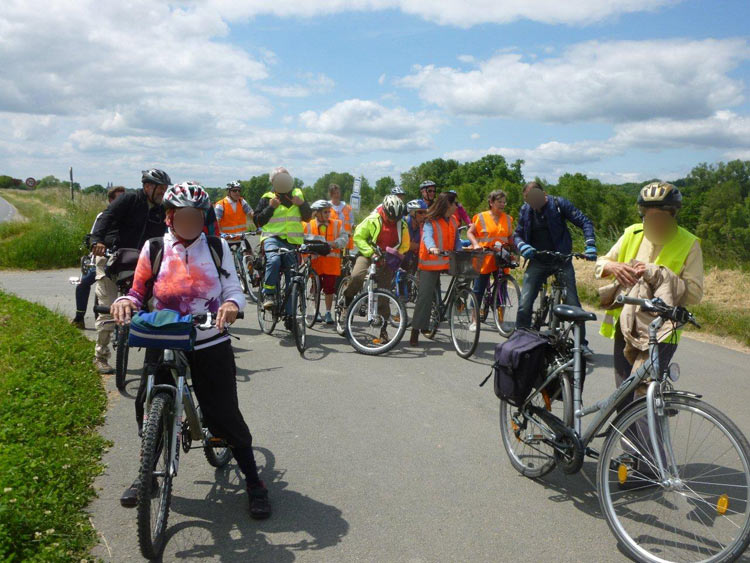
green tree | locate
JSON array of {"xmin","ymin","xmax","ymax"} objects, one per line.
[
  {"xmin": 374, "ymin": 176, "xmax": 396, "ymax": 199},
  {"xmin": 82, "ymin": 184, "xmax": 106, "ymax": 196}
]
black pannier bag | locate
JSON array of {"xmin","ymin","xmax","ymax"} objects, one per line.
[
  {"xmin": 104, "ymin": 247, "xmax": 141, "ymax": 284},
  {"xmin": 489, "ymin": 329, "xmax": 550, "ymax": 406}
]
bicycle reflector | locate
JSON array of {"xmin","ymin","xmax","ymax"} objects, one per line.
[
  {"xmin": 717, "ymin": 493, "xmax": 729, "ymax": 515},
  {"xmin": 618, "ymin": 464, "xmax": 628, "ymax": 485}
]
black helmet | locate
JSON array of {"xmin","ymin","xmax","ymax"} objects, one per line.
[
  {"xmin": 141, "ymin": 169, "xmax": 172, "ymax": 186},
  {"xmin": 637, "ymin": 181, "xmax": 682, "ymax": 210}
]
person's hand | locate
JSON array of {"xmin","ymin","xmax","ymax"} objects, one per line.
[
  {"xmin": 216, "ymin": 301, "xmax": 239, "ymax": 331},
  {"xmin": 518, "ymin": 243, "xmax": 535, "ymax": 260},
  {"xmin": 111, "ymin": 299, "xmax": 138, "ymax": 325},
  {"xmin": 269, "ymin": 197, "xmax": 280, "ymax": 209},
  {"xmin": 92, "ymin": 242, "xmax": 107, "ymax": 256},
  {"xmin": 429, "ymin": 247, "xmax": 439, "ymax": 255},
  {"xmin": 603, "ymin": 261, "xmax": 639, "ymax": 287},
  {"xmin": 584, "ymin": 245, "xmax": 597, "ymax": 261},
  {"xmin": 631, "ymin": 260, "xmax": 647, "ymax": 278},
  {"xmin": 291, "ymin": 196, "xmax": 304, "ymax": 206}
]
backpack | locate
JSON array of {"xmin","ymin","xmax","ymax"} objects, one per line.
[
  {"xmin": 144, "ymin": 235, "xmax": 230, "ymax": 305},
  {"xmin": 484, "ymin": 329, "xmax": 550, "ymax": 406}
]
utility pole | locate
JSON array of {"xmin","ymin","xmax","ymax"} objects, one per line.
[{"xmin": 69, "ymin": 167, "xmax": 74, "ymax": 201}]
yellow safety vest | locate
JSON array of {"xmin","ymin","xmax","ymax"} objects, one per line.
[
  {"xmin": 259, "ymin": 188, "xmax": 305, "ymax": 245},
  {"xmin": 600, "ymin": 223, "xmax": 698, "ymax": 341}
]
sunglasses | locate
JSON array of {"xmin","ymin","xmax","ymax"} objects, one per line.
[{"xmin": 229, "ymin": 188, "xmax": 241, "ymax": 193}]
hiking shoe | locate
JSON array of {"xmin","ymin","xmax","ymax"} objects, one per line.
[
  {"xmin": 315, "ymin": 313, "xmax": 324, "ymax": 323},
  {"xmin": 324, "ymin": 312, "xmax": 334, "ymax": 325},
  {"xmin": 262, "ymin": 297, "xmax": 275, "ymax": 311},
  {"xmin": 469, "ymin": 322, "xmax": 477, "ymax": 332},
  {"xmin": 94, "ymin": 359, "xmax": 114, "ymax": 374},
  {"xmin": 248, "ymin": 482, "xmax": 271, "ymax": 520},
  {"xmin": 70, "ymin": 318, "xmax": 86, "ymax": 330},
  {"xmin": 581, "ymin": 344, "xmax": 594, "ymax": 358}
]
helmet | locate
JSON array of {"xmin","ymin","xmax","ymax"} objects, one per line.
[
  {"xmin": 382, "ymin": 195, "xmax": 405, "ymax": 221},
  {"xmin": 419, "ymin": 180, "xmax": 436, "ymax": 191},
  {"xmin": 406, "ymin": 199, "xmax": 427, "ymax": 212},
  {"xmin": 227, "ymin": 180, "xmax": 241, "ymax": 190},
  {"xmin": 163, "ymin": 181, "xmax": 211, "ymax": 210},
  {"xmin": 141, "ymin": 168, "xmax": 172, "ymax": 186},
  {"xmin": 637, "ymin": 181, "xmax": 682, "ymax": 210},
  {"xmin": 270, "ymin": 166, "xmax": 294, "ymax": 194},
  {"xmin": 390, "ymin": 185, "xmax": 406, "ymax": 196},
  {"xmin": 311, "ymin": 199, "xmax": 332, "ymax": 211}
]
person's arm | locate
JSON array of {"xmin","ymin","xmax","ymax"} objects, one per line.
[
  {"xmin": 466, "ymin": 223, "xmax": 480, "ymax": 248},
  {"xmin": 253, "ymin": 197, "xmax": 274, "ymax": 228},
  {"xmin": 299, "ymin": 200, "xmax": 312, "ymax": 222},
  {"xmin": 680, "ymin": 240, "xmax": 704, "ymax": 305},
  {"xmin": 332, "ymin": 222, "xmax": 349, "ymax": 249},
  {"xmin": 457, "ymin": 205, "xmax": 471, "ymax": 226},
  {"xmin": 595, "ymin": 235, "xmax": 624, "ymax": 278},
  {"xmin": 559, "ymin": 198, "xmax": 595, "ymax": 248},
  {"xmin": 513, "ymin": 207, "xmax": 535, "ymax": 258},
  {"xmin": 90, "ymin": 191, "xmax": 132, "ymax": 247},
  {"xmin": 214, "ymin": 202, "xmax": 224, "ymax": 222},
  {"xmin": 215, "ymin": 238, "xmax": 245, "ymax": 330},
  {"xmin": 422, "ymin": 221, "xmax": 437, "ymax": 251},
  {"xmin": 241, "ymin": 199, "xmax": 253, "ymax": 217},
  {"xmin": 453, "ymin": 228, "xmax": 462, "ymax": 251},
  {"xmin": 112, "ymin": 243, "xmax": 151, "ymax": 322},
  {"xmin": 353, "ymin": 218, "xmax": 377, "ymax": 257}
]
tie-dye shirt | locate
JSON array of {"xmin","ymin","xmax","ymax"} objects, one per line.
[{"xmin": 116, "ymin": 230, "xmax": 245, "ymax": 350}]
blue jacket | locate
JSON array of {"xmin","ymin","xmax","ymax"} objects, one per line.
[{"xmin": 513, "ymin": 196, "xmax": 595, "ymax": 255}]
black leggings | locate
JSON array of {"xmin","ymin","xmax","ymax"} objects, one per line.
[{"xmin": 136, "ymin": 341, "xmax": 260, "ymax": 485}]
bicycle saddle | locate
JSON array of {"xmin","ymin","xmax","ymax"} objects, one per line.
[{"xmin": 552, "ymin": 304, "xmax": 596, "ymax": 322}]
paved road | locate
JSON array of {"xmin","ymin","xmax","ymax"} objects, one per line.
[
  {"xmin": 0, "ymin": 194, "xmax": 17, "ymax": 223},
  {"xmin": 2, "ymin": 269, "xmax": 750, "ymax": 562}
]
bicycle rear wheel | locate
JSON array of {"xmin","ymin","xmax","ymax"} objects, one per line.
[
  {"xmin": 499, "ymin": 375, "xmax": 572, "ymax": 478},
  {"xmin": 291, "ymin": 281, "xmax": 306, "ymax": 354},
  {"xmin": 334, "ymin": 276, "xmax": 351, "ymax": 336},
  {"xmin": 304, "ymin": 271, "xmax": 320, "ymax": 328},
  {"xmin": 137, "ymin": 393, "xmax": 174, "ymax": 560},
  {"xmin": 115, "ymin": 325, "xmax": 129, "ymax": 391},
  {"xmin": 449, "ymin": 286, "xmax": 480, "ymax": 358},
  {"xmin": 233, "ymin": 249, "xmax": 248, "ymax": 294},
  {"xmin": 494, "ymin": 275, "xmax": 521, "ymax": 338},
  {"xmin": 346, "ymin": 289, "xmax": 406, "ymax": 355},
  {"xmin": 395, "ymin": 273, "xmax": 418, "ymax": 328},
  {"xmin": 597, "ymin": 394, "xmax": 750, "ymax": 563},
  {"xmin": 241, "ymin": 254, "xmax": 258, "ymax": 303}
]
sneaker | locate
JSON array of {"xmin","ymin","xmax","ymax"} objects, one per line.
[
  {"xmin": 581, "ymin": 344, "xmax": 594, "ymax": 358},
  {"xmin": 373, "ymin": 326, "xmax": 389, "ymax": 344},
  {"xmin": 262, "ymin": 297, "xmax": 275, "ymax": 310},
  {"xmin": 315, "ymin": 313, "xmax": 324, "ymax": 323},
  {"xmin": 469, "ymin": 322, "xmax": 477, "ymax": 332},
  {"xmin": 284, "ymin": 317, "xmax": 294, "ymax": 332},
  {"xmin": 94, "ymin": 359, "xmax": 114, "ymax": 374},
  {"xmin": 324, "ymin": 312, "xmax": 334, "ymax": 325},
  {"xmin": 120, "ymin": 479, "xmax": 139, "ymax": 507},
  {"xmin": 70, "ymin": 318, "xmax": 85, "ymax": 330},
  {"xmin": 248, "ymin": 482, "xmax": 271, "ymax": 519}
]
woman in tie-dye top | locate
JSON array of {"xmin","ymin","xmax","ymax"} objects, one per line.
[{"xmin": 111, "ymin": 182, "xmax": 271, "ymax": 520}]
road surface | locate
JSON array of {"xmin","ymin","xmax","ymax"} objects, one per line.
[
  {"xmin": 1, "ymin": 268, "xmax": 749, "ymax": 562},
  {"xmin": 0, "ymin": 194, "xmax": 17, "ymax": 223}
]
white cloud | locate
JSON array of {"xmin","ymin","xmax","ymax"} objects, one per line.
[
  {"xmin": 378, "ymin": 74, "xmax": 387, "ymax": 85},
  {"xmin": 399, "ymin": 39, "xmax": 750, "ymax": 123},
  {"xmin": 470, "ymin": 133, "xmax": 480, "ymax": 140},
  {"xmin": 260, "ymin": 73, "xmax": 335, "ymax": 98}
]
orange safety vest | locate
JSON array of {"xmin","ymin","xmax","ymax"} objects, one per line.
[
  {"xmin": 304, "ymin": 218, "xmax": 343, "ymax": 276},
  {"xmin": 330, "ymin": 203, "xmax": 354, "ymax": 250},
  {"xmin": 217, "ymin": 197, "xmax": 247, "ymax": 236},
  {"xmin": 473, "ymin": 210, "xmax": 513, "ymax": 274},
  {"xmin": 419, "ymin": 216, "xmax": 458, "ymax": 271}
]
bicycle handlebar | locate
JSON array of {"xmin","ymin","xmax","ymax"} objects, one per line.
[
  {"xmin": 93, "ymin": 305, "xmax": 244, "ymax": 322},
  {"xmin": 534, "ymin": 250, "xmax": 590, "ymax": 261},
  {"xmin": 614, "ymin": 295, "xmax": 700, "ymax": 327}
]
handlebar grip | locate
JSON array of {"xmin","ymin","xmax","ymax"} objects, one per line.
[
  {"xmin": 236, "ymin": 311, "xmax": 244, "ymax": 320},
  {"xmin": 615, "ymin": 294, "xmax": 649, "ymax": 306},
  {"xmin": 93, "ymin": 305, "xmax": 111, "ymax": 314}
]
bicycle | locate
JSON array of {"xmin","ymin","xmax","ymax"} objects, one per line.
[
  {"xmin": 222, "ymin": 231, "xmax": 260, "ymax": 303},
  {"xmin": 256, "ymin": 241, "xmax": 329, "ymax": 355},
  {"xmin": 392, "ymin": 263, "xmax": 418, "ymax": 328},
  {"xmin": 334, "ymin": 251, "xmax": 407, "ymax": 355},
  {"xmin": 68, "ymin": 235, "xmax": 99, "ymax": 317},
  {"xmin": 528, "ymin": 250, "xmax": 589, "ymax": 334},
  {"xmin": 422, "ymin": 250, "xmax": 483, "ymax": 359},
  {"xmin": 477, "ymin": 245, "xmax": 521, "ymax": 338},
  {"xmin": 498, "ymin": 297, "xmax": 750, "ymax": 562}
]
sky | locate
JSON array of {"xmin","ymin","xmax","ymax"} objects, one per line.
[{"xmin": 1, "ymin": 0, "xmax": 749, "ymax": 189}]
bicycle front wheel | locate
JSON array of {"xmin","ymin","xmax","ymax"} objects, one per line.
[
  {"xmin": 449, "ymin": 286, "xmax": 480, "ymax": 358},
  {"xmin": 291, "ymin": 281, "xmax": 306, "ymax": 354},
  {"xmin": 597, "ymin": 394, "xmax": 750, "ymax": 563},
  {"xmin": 494, "ymin": 275, "xmax": 521, "ymax": 338},
  {"xmin": 499, "ymin": 374, "xmax": 572, "ymax": 479},
  {"xmin": 241, "ymin": 254, "xmax": 258, "ymax": 303},
  {"xmin": 115, "ymin": 325, "xmax": 129, "ymax": 391},
  {"xmin": 137, "ymin": 393, "xmax": 174, "ymax": 561},
  {"xmin": 346, "ymin": 289, "xmax": 406, "ymax": 355},
  {"xmin": 304, "ymin": 271, "xmax": 320, "ymax": 328}
]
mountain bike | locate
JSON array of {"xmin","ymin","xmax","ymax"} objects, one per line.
[
  {"xmin": 498, "ymin": 297, "xmax": 750, "ymax": 562},
  {"xmin": 222, "ymin": 231, "xmax": 260, "ymax": 303}
]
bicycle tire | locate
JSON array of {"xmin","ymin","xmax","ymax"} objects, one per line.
[
  {"xmin": 204, "ymin": 434, "xmax": 233, "ymax": 468},
  {"xmin": 494, "ymin": 275, "xmax": 521, "ymax": 338},
  {"xmin": 137, "ymin": 393, "xmax": 174, "ymax": 560},
  {"xmin": 304, "ymin": 270, "xmax": 320, "ymax": 328},
  {"xmin": 234, "ymin": 249, "xmax": 248, "ymax": 295},
  {"xmin": 449, "ymin": 286, "xmax": 480, "ymax": 358},
  {"xmin": 597, "ymin": 394, "xmax": 750, "ymax": 563},
  {"xmin": 241, "ymin": 253, "xmax": 258, "ymax": 303},
  {"xmin": 346, "ymin": 289, "xmax": 406, "ymax": 355},
  {"xmin": 115, "ymin": 325, "xmax": 129, "ymax": 391},
  {"xmin": 499, "ymin": 375, "xmax": 572, "ymax": 479},
  {"xmin": 291, "ymin": 281, "xmax": 306, "ymax": 354},
  {"xmin": 479, "ymin": 280, "xmax": 492, "ymax": 323},
  {"xmin": 256, "ymin": 290, "xmax": 277, "ymax": 335},
  {"xmin": 423, "ymin": 300, "xmax": 440, "ymax": 340}
]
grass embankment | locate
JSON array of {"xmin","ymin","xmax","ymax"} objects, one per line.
[
  {"xmin": 0, "ymin": 188, "xmax": 105, "ymax": 269},
  {"xmin": 0, "ymin": 291, "xmax": 108, "ymax": 561}
]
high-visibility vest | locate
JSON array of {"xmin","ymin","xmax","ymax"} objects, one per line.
[
  {"xmin": 473, "ymin": 210, "xmax": 513, "ymax": 274},
  {"xmin": 260, "ymin": 188, "xmax": 305, "ymax": 245},
  {"xmin": 304, "ymin": 219, "xmax": 343, "ymax": 276},
  {"xmin": 600, "ymin": 223, "xmax": 698, "ymax": 342},
  {"xmin": 330, "ymin": 203, "xmax": 354, "ymax": 250},
  {"xmin": 217, "ymin": 196, "xmax": 247, "ymax": 236},
  {"xmin": 419, "ymin": 216, "xmax": 458, "ymax": 271}
]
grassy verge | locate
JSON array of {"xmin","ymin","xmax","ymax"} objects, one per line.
[
  {"xmin": 0, "ymin": 291, "xmax": 108, "ymax": 562},
  {"xmin": 0, "ymin": 188, "xmax": 105, "ymax": 269}
]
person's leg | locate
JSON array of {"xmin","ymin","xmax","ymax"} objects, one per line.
[
  {"xmin": 135, "ymin": 348, "xmax": 164, "ymax": 433},
  {"xmin": 73, "ymin": 268, "xmax": 96, "ymax": 323},
  {"xmin": 374, "ymin": 265, "xmax": 394, "ymax": 319},
  {"xmin": 94, "ymin": 257, "xmax": 117, "ymax": 371},
  {"xmin": 279, "ymin": 240, "xmax": 296, "ymax": 316},
  {"xmin": 343, "ymin": 256, "xmax": 370, "ymax": 303},
  {"xmin": 411, "ymin": 269, "xmax": 439, "ymax": 330},
  {"xmin": 515, "ymin": 260, "xmax": 547, "ymax": 329},
  {"xmin": 321, "ymin": 274, "xmax": 336, "ymax": 313},
  {"xmin": 558, "ymin": 261, "xmax": 588, "ymax": 343},
  {"xmin": 262, "ymin": 237, "xmax": 282, "ymax": 301}
]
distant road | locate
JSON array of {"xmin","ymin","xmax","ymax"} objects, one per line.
[{"xmin": 0, "ymin": 195, "xmax": 17, "ymax": 223}]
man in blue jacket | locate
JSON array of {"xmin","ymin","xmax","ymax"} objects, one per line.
[{"xmin": 514, "ymin": 181, "xmax": 597, "ymax": 356}]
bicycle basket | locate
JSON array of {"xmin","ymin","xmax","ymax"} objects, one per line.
[{"xmin": 448, "ymin": 251, "xmax": 483, "ymax": 279}]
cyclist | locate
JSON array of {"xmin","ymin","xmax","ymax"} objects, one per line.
[
  {"xmin": 70, "ymin": 185, "xmax": 125, "ymax": 329},
  {"xmin": 447, "ymin": 189, "xmax": 472, "ymax": 228},
  {"xmin": 466, "ymin": 189, "xmax": 514, "ymax": 331},
  {"xmin": 304, "ymin": 200, "xmax": 348, "ymax": 324},
  {"xmin": 89, "ymin": 169, "xmax": 170, "ymax": 374},
  {"xmin": 513, "ymin": 181, "xmax": 597, "ymax": 357},
  {"xmin": 597, "ymin": 182, "xmax": 703, "ymax": 409},
  {"xmin": 254, "ymin": 167, "xmax": 312, "ymax": 323},
  {"xmin": 390, "ymin": 185, "xmax": 407, "ymax": 201},
  {"xmin": 343, "ymin": 195, "xmax": 410, "ymax": 340},
  {"xmin": 328, "ymin": 183, "xmax": 354, "ymax": 251},
  {"xmin": 418, "ymin": 180, "xmax": 437, "ymax": 208},
  {"xmin": 215, "ymin": 180, "xmax": 253, "ymax": 239},
  {"xmin": 404, "ymin": 199, "xmax": 427, "ymax": 271},
  {"xmin": 409, "ymin": 192, "xmax": 462, "ymax": 347},
  {"xmin": 110, "ymin": 182, "xmax": 271, "ymax": 519}
]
